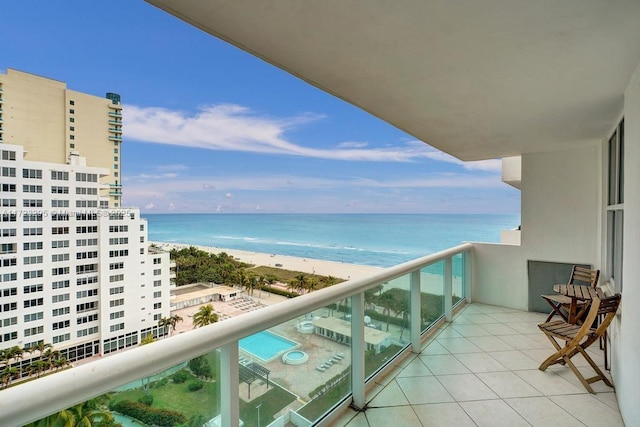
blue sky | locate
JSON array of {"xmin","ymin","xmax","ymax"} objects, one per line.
[{"xmin": 1, "ymin": 1, "xmax": 520, "ymax": 214}]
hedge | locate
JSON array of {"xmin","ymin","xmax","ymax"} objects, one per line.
[{"xmin": 110, "ymin": 400, "xmax": 186, "ymax": 426}]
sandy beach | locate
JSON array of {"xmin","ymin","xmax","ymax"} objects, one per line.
[{"xmin": 152, "ymin": 241, "xmax": 383, "ymax": 281}]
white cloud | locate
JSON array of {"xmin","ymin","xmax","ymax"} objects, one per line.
[
  {"xmin": 144, "ymin": 202, "xmax": 155, "ymax": 210},
  {"xmin": 135, "ymin": 172, "xmax": 179, "ymax": 180},
  {"xmin": 225, "ymin": 192, "xmax": 234, "ymax": 199},
  {"xmin": 124, "ymin": 103, "xmax": 503, "ymax": 166},
  {"xmin": 337, "ymin": 141, "xmax": 369, "ymax": 149}
]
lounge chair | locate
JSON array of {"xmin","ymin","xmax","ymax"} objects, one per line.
[{"xmin": 316, "ymin": 366, "xmax": 326, "ymax": 372}]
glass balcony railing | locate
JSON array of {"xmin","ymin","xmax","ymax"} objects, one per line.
[
  {"xmin": 109, "ymin": 127, "xmax": 123, "ymax": 134},
  {"xmin": 108, "ymin": 111, "xmax": 123, "ymax": 118},
  {"xmin": 6, "ymin": 243, "xmax": 472, "ymax": 427},
  {"xmin": 109, "ymin": 136, "xmax": 123, "ymax": 141}
]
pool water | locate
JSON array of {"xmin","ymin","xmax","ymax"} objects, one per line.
[{"xmin": 239, "ymin": 330, "xmax": 299, "ymax": 362}]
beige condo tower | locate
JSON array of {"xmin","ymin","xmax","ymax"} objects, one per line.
[{"xmin": 0, "ymin": 68, "xmax": 123, "ymax": 207}]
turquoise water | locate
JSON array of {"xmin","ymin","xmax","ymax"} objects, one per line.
[
  {"xmin": 144, "ymin": 213, "xmax": 519, "ymax": 268},
  {"xmin": 239, "ymin": 330, "xmax": 298, "ymax": 362}
]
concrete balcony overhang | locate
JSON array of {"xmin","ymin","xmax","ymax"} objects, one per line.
[{"xmin": 145, "ymin": 0, "xmax": 640, "ymax": 161}]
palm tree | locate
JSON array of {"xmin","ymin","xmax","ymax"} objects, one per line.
[
  {"xmin": 376, "ymin": 292, "xmax": 396, "ymax": 332},
  {"xmin": 27, "ymin": 360, "xmax": 48, "ymax": 379},
  {"xmin": 52, "ymin": 358, "xmax": 71, "ymax": 371},
  {"xmin": 1, "ymin": 366, "xmax": 20, "ymax": 388},
  {"xmin": 247, "ymin": 274, "xmax": 258, "ymax": 296},
  {"xmin": 55, "ymin": 401, "xmax": 115, "ymax": 427},
  {"xmin": 295, "ymin": 274, "xmax": 307, "ymax": 294},
  {"xmin": 236, "ymin": 268, "xmax": 248, "ymax": 293},
  {"xmin": 158, "ymin": 316, "xmax": 172, "ymax": 337},
  {"xmin": 169, "ymin": 314, "xmax": 184, "ymax": 335},
  {"xmin": 31, "ymin": 342, "xmax": 53, "ymax": 359},
  {"xmin": 192, "ymin": 304, "xmax": 219, "ymax": 328}
]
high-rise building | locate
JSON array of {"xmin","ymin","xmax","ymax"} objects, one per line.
[
  {"xmin": 0, "ymin": 70, "xmax": 170, "ymax": 374},
  {"xmin": 0, "ymin": 68, "xmax": 123, "ymax": 208}
]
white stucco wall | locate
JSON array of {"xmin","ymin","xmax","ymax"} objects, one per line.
[
  {"xmin": 615, "ymin": 61, "xmax": 640, "ymax": 426},
  {"xmin": 473, "ymin": 146, "xmax": 601, "ymax": 310},
  {"xmin": 520, "ymin": 146, "xmax": 601, "ymax": 266}
]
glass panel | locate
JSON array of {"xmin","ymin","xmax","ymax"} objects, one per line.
[
  {"xmin": 614, "ymin": 210, "xmax": 624, "ymax": 293},
  {"xmin": 608, "ymin": 131, "xmax": 617, "ymax": 206},
  {"xmin": 28, "ymin": 356, "xmax": 221, "ymax": 427},
  {"xmin": 452, "ymin": 253, "xmax": 465, "ymax": 306},
  {"xmin": 618, "ymin": 119, "xmax": 624, "ymax": 203},
  {"xmin": 293, "ymin": 304, "xmax": 352, "ymax": 422},
  {"xmin": 358, "ymin": 274, "xmax": 411, "ymax": 380},
  {"xmin": 421, "ymin": 261, "xmax": 445, "ymax": 333}
]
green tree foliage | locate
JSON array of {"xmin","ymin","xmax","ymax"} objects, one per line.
[
  {"xmin": 188, "ymin": 356, "xmax": 213, "ymax": 379},
  {"xmin": 110, "ymin": 400, "xmax": 186, "ymax": 426},
  {"xmin": 170, "ymin": 247, "xmax": 249, "ymax": 286},
  {"xmin": 172, "ymin": 370, "xmax": 190, "ymax": 384},
  {"xmin": 192, "ymin": 304, "xmax": 219, "ymax": 328},
  {"xmin": 187, "ymin": 380, "xmax": 204, "ymax": 391}
]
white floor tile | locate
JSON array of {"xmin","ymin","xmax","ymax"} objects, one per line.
[
  {"xmin": 413, "ymin": 402, "xmax": 476, "ymax": 427},
  {"xmin": 455, "ymin": 352, "xmax": 508, "ymax": 373},
  {"xmin": 476, "ymin": 371, "xmax": 542, "ymax": 398},
  {"xmin": 436, "ymin": 337, "xmax": 483, "ymax": 354},
  {"xmin": 437, "ymin": 373, "xmax": 499, "ymax": 401},
  {"xmin": 459, "ymin": 399, "xmax": 530, "ymax": 427},
  {"xmin": 395, "ymin": 376, "xmax": 455, "ymax": 405},
  {"xmin": 504, "ymin": 396, "xmax": 584, "ymax": 426},
  {"xmin": 550, "ymin": 394, "xmax": 625, "ymax": 426},
  {"xmin": 420, "ymin": 354, "xmax": 471, "ymax": 375}
]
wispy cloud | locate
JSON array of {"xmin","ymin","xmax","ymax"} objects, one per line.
[{"xmin": 124, "ymin": 104, "xmax": 502, "ymax": 167}]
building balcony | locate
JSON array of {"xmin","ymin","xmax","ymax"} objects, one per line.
[
  {"xmin": 108, "ymin": 127, "xmax": 123, "ymax": 134},
  {"xmin": 108, "ymin": 136, "xmax": 122, "ymax": 142},
  {"xmin": 108, "ymin": 120, "xmax": 122, "ymax": 125},
  {"xmin": 108, "ymin": 111, "xmax": 122, "ymax": 118},
  {"xmin": 3, "ymin": 243, "xmax": 621, "ymax": 426},
  {"xmin": 109, "ymin": 190, "xmax": 122, "ymax": 196}
]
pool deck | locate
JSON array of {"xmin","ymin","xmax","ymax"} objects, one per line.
[{"xmin": 171, "ymin": 291, "xmax": 353, "ymax": 403}]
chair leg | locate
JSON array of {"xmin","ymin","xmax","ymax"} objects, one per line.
[
  {"xmin": 543, "ymin": 300, "xmax": 569, "ymax": 323},
  {"xmin": 577, "ymin": 346, "xmax": 613, "ymax": 388},
  {"xmin": 539, "ymin": 338, "xmax": 570, "ymax": 371},
  {"xmin": 564, "ymin": 353, "xmax": 596, "ymax": 394}
]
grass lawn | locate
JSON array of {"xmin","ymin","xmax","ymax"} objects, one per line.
[
  {"xmin": 239, "ymin": 384, "xmax": 297, "ymax": 425},
  {"xmin": 110, "ymin": 370, "xmax": 218, "ymax": 422}
]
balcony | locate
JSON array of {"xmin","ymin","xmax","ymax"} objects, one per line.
[
  {"xmin": 108, "ymin": 127, "xmax": 123, "ymax": 134},
  {"xmin": 108, "ymin": 111, "xmax": 122, "ymax": 118},
  {"xmin": 3, "ymin": 243, "xmax": 621, "ymax": 426},
  {"xmin": 108, "ymin": 135, "xmax": 122, "ymax": 142}
]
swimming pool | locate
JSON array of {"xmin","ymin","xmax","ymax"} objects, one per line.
[{"xmin": 239, "ymin": 330, "xmax": 299, "ymax": 362}]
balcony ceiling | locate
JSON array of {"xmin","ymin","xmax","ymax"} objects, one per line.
[{"xmin": 146, "ymin": 0, "xmax": 640, "ymax": 161}]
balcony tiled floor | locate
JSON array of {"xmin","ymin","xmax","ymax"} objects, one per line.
[{"xmin": 332, "ymin": 303, "xmax": 623, "ymax": 426}]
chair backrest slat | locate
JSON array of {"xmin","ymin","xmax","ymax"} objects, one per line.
[
  {"xmin": 568, "ymin": 265, "xmax": 599, "ymax": 288},
  {"xmin": 594, "ymin": 294, "xmax": 621, "ymax": 336}
]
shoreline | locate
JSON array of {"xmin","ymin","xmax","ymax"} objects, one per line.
[{"xmin": 151, "ymin": 241, "xmax": 384, "ymax": 281}]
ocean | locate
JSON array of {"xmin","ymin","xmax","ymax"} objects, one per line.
[{"xmin": 143, "ymin": 213, "xmax": 520, "ymax": 268}]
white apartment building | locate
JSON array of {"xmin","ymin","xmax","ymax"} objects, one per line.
[{"xmin": 1, "ymin": 111, "xmax": 169, "ymax": 377}]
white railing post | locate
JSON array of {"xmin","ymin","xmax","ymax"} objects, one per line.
[
  {"xmin": 351, "ymin": 293, "xmax": 366, "ymax": 410},
  {"xmin": 410, "ymin": 269, "xmax": 421, "ymax": 353},
  {"xmin": 220, "ymin": 342, "xmax": 239, "ymax": 427},
  {"xmin": 444, "ymin": 257, "xmax": 453, "ymax": 322},
  {"xmin": 464, "ymin": 250, "xmax": 473, "ymax": 303}
]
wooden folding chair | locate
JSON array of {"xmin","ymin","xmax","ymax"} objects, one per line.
[
  {"xmin": 541, "ymin": 265, "xmax": 600, "ymax": 322},
  {"xmin": 538, "ymin": 293, "xmax": 621, "ymax": 393}
]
